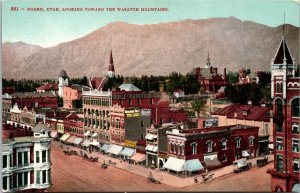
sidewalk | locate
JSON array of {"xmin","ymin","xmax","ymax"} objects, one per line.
[{"xmin": 54, "ymin": 141, "xmax": 274, "ymax": 188}]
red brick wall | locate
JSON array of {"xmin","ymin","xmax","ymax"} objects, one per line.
[{"xmin": 12, "ymin": 96, "xmax": 58, "ymax": 110}]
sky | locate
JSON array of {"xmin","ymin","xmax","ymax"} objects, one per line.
[{"xmin": 2, "ymin": 0, "xmax": 300, "ymax": 47}]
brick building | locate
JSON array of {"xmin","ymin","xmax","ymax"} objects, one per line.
[
  {"xmin": 194, "ymin": 52, "xmax": 228, "ymax": 93},
  {"xmin": 211, "ymin": 103, "xmax": 273, "ymax": 154},
  {"xmin": 36, "ymin": 83, "xmax": 58, "ymax": 93},
  {"xmin": 7, "ymin": 92, "xmax": 58, "ymax": 110},
  {"xmin": 164, "ymin": 124, "xmax": 259, "ymax": 175},
  {"xmin": 63, "ymin": 84, "xmax": 90, "ymax": 109},
  {"xmin": 2, "ymin": 123, "xmax": 52, "ymax": 192},
  {"xmin": 267, "ymin": 35, "xmax": 300, "ymax": 192}
]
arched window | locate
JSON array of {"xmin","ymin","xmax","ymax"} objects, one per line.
[
  {"xmin": 276, "ymin": 155, "xmax": 283, "ymax": 172},
  {"xmin": 292, "ymin": 123, "xmax": 299, "ymax": 134},
  {"xmin": 276, "ymin": 99, "xmax": 283, "ymax": 116},
  {"xmin": 249, "ymin": 136, "xmax": 254, "ymax": 146},
  {"xmin": 181, "ymin": 145, "xmax": 185, "ymax": 155},
  {"xmin": 207, "ymin": 141, "xmax": 213, "ymax": 152},
  {"xmin": 191, "ymin": 142, "xmax": 197, "ymax": 154},
  {"xmin": 292, "ymin": 98, "xmax": 300, "ymax": 117}
]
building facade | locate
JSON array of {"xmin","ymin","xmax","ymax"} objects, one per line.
[
  {"xmin": 267, "ymin": 35, "xmax": 300, "ymax": 192},
  {"xmin": 166, "ymin": 124, "xmax": 259, "ymax": 173},
  {"xmin": 212, "ymin": 103, "xmax": 273, "ymax": 154},
  {"xmin": 63, "ymin": 84, "xmax": 90, "ymax": 109},
  {"xmin": 2, "ymin": 124, "xmax": 52, "ymax": 192}
]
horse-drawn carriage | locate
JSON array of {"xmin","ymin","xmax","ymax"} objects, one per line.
[
  {"xmin": 256, "ymin": 156, "xmax": 268, "ymax": 167},
  {"xmin": 63, "ymin": 150, "xmax": 78, "ymax": 156},
  {"xmin": 233, "ymin": 158, "xmax": 252, "ymax": 173}
]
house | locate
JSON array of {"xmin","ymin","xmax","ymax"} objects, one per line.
[{"xmin": 63, "ymin": 84, "xmax": 90, "ymax": 109}]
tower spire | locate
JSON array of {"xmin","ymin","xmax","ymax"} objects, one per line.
[
  {"xmin": 108, "ymin": 50, "xmax": 115, "ymax": 78},
  {"xmin": 283, "ymin": 13, "xmax": 285, "ymax": 37},
  {"xmin": 109, "ymin": 50, "xmax": 114, "ymax": 65},
  {"xmin": 205, "ymin": 51, "xmax": 211, "ymax": 68}
]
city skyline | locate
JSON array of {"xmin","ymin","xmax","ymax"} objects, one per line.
[{"xmin": 3, "ymin": 0, "xmax": 300, "ymax": 47}]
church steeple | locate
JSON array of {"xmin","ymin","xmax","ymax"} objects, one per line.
[
  {"xmin": 108, "ymin": 50, "xmax": 115, "ymax": 78},
  {"xmin": 205, "ymin": 52, "xmax": 211, "ymax": 68}
]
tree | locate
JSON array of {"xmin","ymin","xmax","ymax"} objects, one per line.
[
  {"xmin": 191, "ymin": 99, "xmax": 207, "ymax": 117},
  {"xmin": 227, "ymin": 72, "xmax": 239, "ymax": 84}
]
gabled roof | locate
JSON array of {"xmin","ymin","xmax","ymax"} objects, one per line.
[
  {"xmin": 89, "ymin": 77, "xmax": 106, "ymax": 90},
  {"xmin": 212, "ymin": 103, "xmax": 270, "ymax": 122},
  {"xmin": 273, "ymin": 38, "xmax": 294, "ymax": 64},
  {"xmin": 36, "ymin": 83, "xmax": 58, "ymax": 91},
  {"xmin": 118, "ymin": 83, "xmax": 141, "ymax": 91},
  {"xmin": 65, "ymin": 112, "xmax": 79, "ymax": 120}
]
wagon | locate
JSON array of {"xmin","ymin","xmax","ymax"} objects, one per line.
[
  {"xmin": 233, "ymin": 158, "xmax": 252, "ymax": 173},
  {"xmin": 256, "ymin": 156, "xmax": 268, "ymax": 167}
]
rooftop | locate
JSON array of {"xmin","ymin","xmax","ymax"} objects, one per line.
[
  {"xmin": 118, "ymin": 83, "xmax": 141, "ymax": 91},
  {"xmin": 11, "ymin": 92, "xmax": 56, "ymax": 98}
]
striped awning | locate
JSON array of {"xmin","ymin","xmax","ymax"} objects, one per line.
[
  {"xmin": 184, "ymin": 159, "xmax": 204, "ymax": 172},
  {"xmin": 101, "ymin": 144, "xmax": 111, "ymax": 153},
  {"xmin": 107, "ymin": 144, "xmax": 123, "ymax": 155},
  {"xmin": 146, "ymin": 134, "xmax": 154, "ymax": 140},
  {"xmin": 60, "ymin": 134, "xmax": 70, "ymax": 141},
  {"xmin": 82, "ymin": 139, "xmax": 91, "ymax": 147},
  {"xmin": 120, "ymin": 147, "xmax": 136, "ymax": 157},
  {"xmin": 73, "ymin": 137, "xmax": 83, "ymax": 145},
  {"xmin": 130, "ymin": 153, "xmax": 146, "ymax": 163},
  {"xmin": 67, "ymin": 136, "xmax": 76, "ymax": 143},
  {"xmin": 163, "ymin": 157, "xmax": 185, "ymax": 172}
]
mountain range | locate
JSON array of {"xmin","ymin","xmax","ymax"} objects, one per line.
[{"xmin": 3, "ymin": 17, "xmax": 299, "ymax": 79}]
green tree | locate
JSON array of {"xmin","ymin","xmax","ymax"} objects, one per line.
[{"xmin": 191, "ymin": 99, "xmax": 207, "ymax": 117}]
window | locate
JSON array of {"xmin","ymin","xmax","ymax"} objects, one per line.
[
  {"xmin": 116, "ymin": 119, "xmax": 120, "ymax": 129},
  {"xmin": 141, "ymin": 120, "xmax": 144, "ymax": 127},
  {"xmin": 207, "ymin": 141, "xmax": 213, "ymax": 153},
  {"xmin": 18, "ymin": 172, "xmax": 23, "ymax": 187},
  {"xmin": 191, "ymin": 143, "xmax": 197, "ymax": 154},
  {"xmin": 36, "ymin": 170, "xmax": 40, "ymax": 184},
  {"xmin": 24, "ymin": 172, "xmax": 28, "ymax": 186},
  {"xmin": 276, "ymin": 137, "xmax": 283, "ymax": 151},
  {"xmin": 138, "ymin": 99, "xmax": 141, "ymax": 105},
  {"xmin": 276, "ymin": 123, "xmax": 283, "ymax": 132},
  {"xmin": 276, "ymin": 99, "xmax": 283, "ymax": 116},
  {"xmin": 292, "ymin": 98, "xmax": 300, "ymax": 117},
  {"xmin": 36, "ymin": 151, "xmax": 40, "ymax": 163},
  {"xmin": 24, "ymin": 152, "xmax": 28, "ymax": 165},
  {"xmin": 18, "ymin": 152, "xmax": 22, "ymax": 166},
  {"xmin": 173, "ymin": 143, "xmax": 176, "ymax": 154},
  {"xmin": 292, "ymin": 123, "xmax": 299, "ymax": 134},
  {"xmin": 170, "ymin": 143, "xmax": 173, "ymax": 153},
  {"xmin": 3, "ymin": 155, "xmax": 7, "ymax": 168},
  {"xmin": 42, "ymin": 170, "xmax": 47, "ymax": 184},
  {"xmin": 42, "ymin": 150, "xmax": 47, "ymax": 163},
  {"xmin": 48, "ymin": 150, "xmax": 51, "ymax": 163},
  {"xmin": 293, "ymin": 158, "xmax": 299, "ymax": 172},
  {"xmin": 3, "ymin": 176, "xmax": 7, "ymax": 190},
  {"xmin": 292, "ymin": 139, "xmax": 299, "ymax": 153},
  {"xmin": 181, "ymin": 145, "xmax": 185, "ymax": 155},
  {"xmin": 48, "ymin": 169, "xmax": 51, "ymax": 184},
  {"xmin": 235, "ymin": 137, "xmax": 241, "ymax": 148},
  {"xmin": 221, "ymin": 139, "xmax": 227, "ymax": 150},
  {"xmin": 249, "ymin": 136, "xmax": 254, "ymax": 146},
  {"xmin": 129, "ymin": 99, "xmax": 132, "ymax": 106},
  {"xmin": 177, "ymin": 144, "xmax": 181, "ymax": 155},
  {"xmin": 276, "ymin": 155, "xmax": 283, "ymax": 172}
]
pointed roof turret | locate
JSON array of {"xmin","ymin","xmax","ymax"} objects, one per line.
[
  {"xmin": 205, "ymin": 52, "xmax": 211, "ymax": 68},
  {"xmin": 59, "ymin": 69, "xmax": 69, "ymax": 79},
  {"xmin": 273, "ymin": 38, "xmax": 293, "ymax": 65},
  {"xmin": 108, "ymin": 50, "xmax": 115, "ymax": 72}
]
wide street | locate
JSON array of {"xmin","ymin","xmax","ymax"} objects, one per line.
[{"xmin": 48, "ymin": 141, "xmax": 272, "ymax": 192}]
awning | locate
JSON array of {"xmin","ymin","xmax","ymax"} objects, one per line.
[
  {"xmin": 101, "ymin": 144, "xmax": 111, "ymax": 153},
  {"xmin": 92, "ymin": 133, "xmax": 98, "ymax": 138},
  {"xmin": 120, "ymin": 147, "xmax": 136, "ymax": 157},
  {"xmin": 90, "ymin": 141, "xmax": 100, "ymax": 146},
  {"xmin": 130, "ymin": 153, "xmax": 146, "ymax": 163},
  {"xmin": 50, "ymin": 130, "xmax": 58, "ymax": 138},
  {"xmin": 146, "ymin": 144, "xmax": 155, "ymax": 151},
  {"xmin": 152, "ymin": 146, "xmax": 158, "ymax": 152},
  {"xmin": 107, "ymin": 144, "xmax": 123, "ymax": 155},
  {"xmin": 67, "ymin": 136, "xmax": 76, "ymax": 144},
  {"xmin": 82, "ymin": 139, "xmax": 91, "ymax": 147},
  {"xmin": 60, "ymin": 134, "xmax": 70, "ymax": 141},
  {"xmin": 153, "ymin": 134, "xmax": 158, "ymax": 139},
  {"xmin": 73, "ymin": 137, "xmax": 83, "ymax": 145},
  {"xmin": 84, "ymin": 131, "xmax": 91, "ymax": 137},
  {"xmin": 146, "ymin": 134, "xmax": 154, "ymax": 140},
  {"xmin": 292, "ymin": 183, "xmax": 300, "ymax": 192},
  {"xmin": 242, "ymin": 151, "xmax": 250, "ymax": 157},
  {"xmin": 163, "ymin": 157, "xmax": 185, "ymax": 172},
  {"xmin": 184, "ymin": 159, "xmax": 204, "ymax": 172}
]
